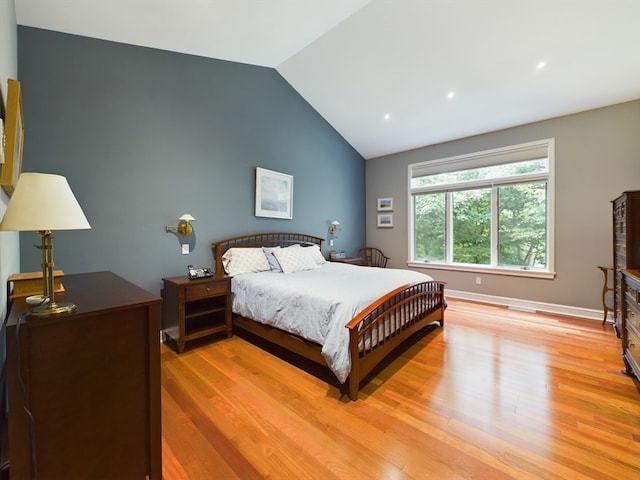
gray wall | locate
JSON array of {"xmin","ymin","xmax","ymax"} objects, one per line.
[
  {"xmin": 366, "ymin": 100, "xmax": 640, "ymax": 310},
  {"xmin": 17, "ymin": 27, "xmax": 365, "ymax": 295}
]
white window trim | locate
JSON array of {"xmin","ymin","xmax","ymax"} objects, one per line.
[
  {"xmin": 406, "ymin": 260, "xmax": 556, "ymax": 279},
  {"xmin": 407, "ymin": 138, "xmax": 556, "ymax": 279}
]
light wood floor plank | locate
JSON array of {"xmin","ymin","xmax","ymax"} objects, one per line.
[{"xmin": 161, "ymin": 299, "xmax": 640, "ymax": 479}]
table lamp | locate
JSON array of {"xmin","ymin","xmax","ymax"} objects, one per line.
[{"xmin": 0, "ymin": 172, "xmax": 91, "ymax": 316}]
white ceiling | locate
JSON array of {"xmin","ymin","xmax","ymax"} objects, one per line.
[{"xmin": 15, "ymin": 0, "xmax": 640, "ymax": 159}]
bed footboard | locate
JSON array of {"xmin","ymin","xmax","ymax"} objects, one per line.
[{"xmin": 345, "ymin": 280, "xmax": 446, "ymax": 400}]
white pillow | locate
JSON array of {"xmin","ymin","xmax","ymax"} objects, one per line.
[
  {"xmin": 264, "ymin": 244, "xmax": 308, "ymax": 272},
  {"xmin": 305, "ymin": 244, "xmax": 327, "ymax": 265},
  {"xmin": 272, "ymin": 245, "xmax": 319, "ymax": 274},
  {"xmin": 222, "ymin": 248, "xmax": 271, "ymax": 275}
]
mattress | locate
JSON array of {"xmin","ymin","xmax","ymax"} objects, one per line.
[{"xmin": 231, "ymin": 262, "xmax": 433, "ymax": 382}]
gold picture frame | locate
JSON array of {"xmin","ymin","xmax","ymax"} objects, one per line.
[{"xmin": 2, "ymin": 79, "xmax": 25, "ymax": 196}]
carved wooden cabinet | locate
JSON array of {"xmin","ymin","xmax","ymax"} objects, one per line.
[
  {"xmin": 620, "ymin": 270, "xmax": 640, "ymax": 379},
  {"xmin": 6, "ymin": 271, "xmax": 162, "ymax": 480},
  {"xmin": 612, "ymin": 191, "xmax": 640, "ymax": 332}
]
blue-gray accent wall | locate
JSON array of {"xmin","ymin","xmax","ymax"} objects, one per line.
[{"xmin": 17, "ymin": 27, "xmax": 365, "ymax": 294}]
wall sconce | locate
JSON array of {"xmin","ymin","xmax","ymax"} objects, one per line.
[
  {"xmin": 328, "ymin": 220, "xmax": 341, "ymax": 234},
  {"xmin": 166, "ymin": 214, "xmax": 195, "ymax": 236}
]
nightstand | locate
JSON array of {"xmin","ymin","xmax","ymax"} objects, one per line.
[
  {"xmin": 330, "ymin": 257, "xmax": 363, "ymax": 265},
  {"xmin": 162, "ymin": 274, "xmax": 232, "ymax": 353}
]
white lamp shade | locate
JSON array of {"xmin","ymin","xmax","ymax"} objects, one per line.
[{"xmin": 0, "ymin": 172, "xmax": 91, "ymax": 231}]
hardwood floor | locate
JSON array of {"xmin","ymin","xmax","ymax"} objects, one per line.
[{"xmin": 161, "ymin": 299, "xmax": 640, "ymax": 479}]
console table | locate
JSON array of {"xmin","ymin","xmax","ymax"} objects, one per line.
[
  {"xmin": 5, "ymin": 271, "xmax": 162, "ymax": 480},
  {"xmin": 597, "ymin": 265, "xmax": 614, "ymax": 325}
]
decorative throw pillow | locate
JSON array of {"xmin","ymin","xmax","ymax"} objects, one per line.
[
  {"xmin": 272, "ymin": 245, "xmax": 319, "ymax": 274},
  {"xmin": 305, "ymin": 244, "xmax": 327, "ymax": 265},
  {"xmin": 262, "ymin": 246, "xmax": 282, "ymax": 273},
  {"xmin": 222, "ymin": 248, "xmax": 271, "ymax": 275}
]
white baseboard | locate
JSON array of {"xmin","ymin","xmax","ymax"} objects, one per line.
[{"xmin": 446, "ymin": 289, "xmax": 610, "ymax": 323}]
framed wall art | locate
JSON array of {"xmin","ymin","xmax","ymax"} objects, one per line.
[
  {"xmin": 1, "ymin": 79, "xmax": 25, "ymax": 197},
  {"xmin": 255, "ymin": 167, "xmax": 293, "ymax": 219},
  {"xmin": 377, "ymin": 214, "xmax": 393, "ymax": 228},
  {"xmin": 377, "ymin": 197, "xmax": 393, "ymax": 211}
]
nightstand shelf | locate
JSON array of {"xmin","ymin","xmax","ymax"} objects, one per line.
[{"xmin": 162, "ymin": 274, "xmax": 232, "ymax": 353}]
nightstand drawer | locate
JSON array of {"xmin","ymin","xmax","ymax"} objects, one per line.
[{"xmin": 185, "ymin": 281, "xmax": 228, "ymax": 301}]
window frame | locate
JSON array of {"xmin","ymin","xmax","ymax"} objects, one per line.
[{"xmin": 408, "ymin": 139, "xmax": 556, "ymax": 279}]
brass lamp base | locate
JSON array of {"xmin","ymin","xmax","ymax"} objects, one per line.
[
  {"xmin": 28, "ymin": 301, "xmax": 77, "ymax": 317},
  {"xmin": 27, "ymin": 230, "xmax": 79, "ymax": 318}
]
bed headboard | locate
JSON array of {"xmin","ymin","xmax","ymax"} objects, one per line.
[{"xmin": 212, "ymin": 232, "xmax": 324, "ymax": 274}]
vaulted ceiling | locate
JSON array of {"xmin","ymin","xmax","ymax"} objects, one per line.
[{"xmin": 15, "ymin": 0, "xmax": 640, "ymax": 159}]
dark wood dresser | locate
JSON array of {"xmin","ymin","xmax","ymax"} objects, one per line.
[
  {"xmin": 621, "ymin": 270, "xmax": 640, "ymax": 379},
  {"xmin": 5, "ymin": 271, "xmax": 162, "ymax": 480},
  {"xmin": 612, "ymin": 191, "xmax": 640, "ymax": 332}
]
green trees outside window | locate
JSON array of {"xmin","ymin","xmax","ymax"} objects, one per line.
[{"xmin": 411, "ymin": 152, "xmax": 550, "ymax": 271}]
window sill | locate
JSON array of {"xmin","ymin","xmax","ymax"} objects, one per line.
[{"xmin": 406, "ymin": 261, "xmax": 556, "ymax": 280}]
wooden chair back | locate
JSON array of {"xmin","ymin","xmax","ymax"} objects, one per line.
[{"xmin": 358, "ymin": 247, "xmax": 390, "ymax": 268}]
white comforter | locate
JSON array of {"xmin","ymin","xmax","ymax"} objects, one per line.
[{"xmin": 231, "ymin": 262, "xmax": 432, "ymax": 383}]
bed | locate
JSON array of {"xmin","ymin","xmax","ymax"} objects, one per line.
[{"xmin": 212, "ymin": 232, "xmax": 446, "ymax": 400}]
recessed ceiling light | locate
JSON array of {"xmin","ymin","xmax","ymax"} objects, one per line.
[
  {"xmin": 384, "ymin": 113, "xmax": 391, "ymax": 120},
  {"xmin": 447, "ymin": 91, "xmax": 455, "ymax": 100},
  {"xmin": 536, "ymin": 61, "xmax": 546, "ymax": 70}
]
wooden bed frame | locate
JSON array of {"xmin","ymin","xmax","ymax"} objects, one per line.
[{"xmin": 212, "ymin": 232, "xmax": 446, "ymax": 400}]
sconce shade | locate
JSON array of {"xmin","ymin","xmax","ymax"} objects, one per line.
[
  {"xmin": 328, "ymin": 220, "xmax": 341, "ymax": 234},
  {"xmin": 0, "ymin": 173, "xmax": 91, "ymax": 232}
]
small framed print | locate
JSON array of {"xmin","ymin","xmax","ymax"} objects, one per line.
[
  {"xmin": 377, "ymin": 214, "xmax": 393, "ymax": 228},
  {"xmin": 377, "ymin": 197, "xmax": 393, "ymax": 211}
]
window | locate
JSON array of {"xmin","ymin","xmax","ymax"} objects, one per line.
[{"xmin": 409, "ymin": 139, "xmax": 555, "ymax": 278}]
